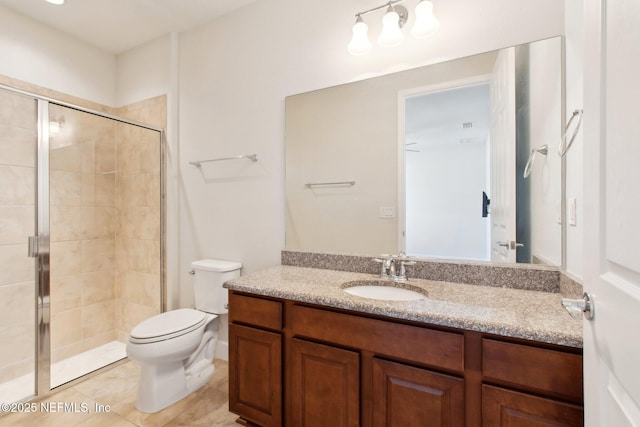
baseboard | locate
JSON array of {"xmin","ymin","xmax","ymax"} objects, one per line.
[{"xmin": 215, "ymin": 340, "xmax": 228, "ymax": 361}]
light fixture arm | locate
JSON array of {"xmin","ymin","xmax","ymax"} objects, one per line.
[{"xmin": 354, "ymin": 0, "xmax": 407, "ymax": 19}]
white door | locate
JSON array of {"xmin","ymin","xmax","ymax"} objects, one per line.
[
  {"xmin": 583, "ymin": 0, "xmax": 640, "ymax": 425},
  {"xmin": 489, "ymin": 47, "xmax": 516, "ymax": 262}
]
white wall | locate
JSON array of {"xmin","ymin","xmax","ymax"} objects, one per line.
[
  {"xmin": 0, "ymin": 5, "xmax": 116, "ymax": 106},
  {"xmin": 564, "ymin": 0, "xmax": 584, "ymax": 280},
  {"xmin": 406, "ymin": 142, "xmax": 489, "ymax": 261},
  {"xmin": 115, "ymin": 35, "xmax": 172, "ymax": 107}
]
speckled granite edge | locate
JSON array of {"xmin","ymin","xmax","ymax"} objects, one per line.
[
  {"xmin": 225, "ymin": 266, "xmax": 583, "ymax": 348},
  {"xmin": 560, "ymin": 271, "xmax": 583, "ymax": 298},
  {"xmin": 282, "ymin": 250, "xmax": 560, "ymax": 293}
]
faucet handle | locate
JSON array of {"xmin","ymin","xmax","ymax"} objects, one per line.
[
  {"xmin": 372, "ymin": 254, "xmax": 393, "ymax": 264},
  {"xmin": 395, "ymin": 257, "xmax": 416, "ymax": 282},
  {"xmin": 372, "ymin": 256, "xmax": 391, "ymax": 278}
]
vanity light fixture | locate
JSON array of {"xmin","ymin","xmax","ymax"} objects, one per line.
[
  {"xmin": 49, "ymin": 120, "xmax": 64, "ymax": 136},
  {"xmin": 49, "ymin": 116, "xmax": 65, "ymax": 136},
  {"xmin": 347, "ymin": 15, "xmax": 373, "ymax": 55},
  {"xmin": 378, "ymin": 4, "xmax": 406, "ymax": 47},
  {"xmin": 348, "ymin": 0, "xmax": 439, "ymax": 55},
  {"xmin": 412, "ymin": 0, "xmax": 440, "ymax": 38}
]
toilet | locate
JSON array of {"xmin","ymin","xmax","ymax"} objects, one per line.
[{"xmin": 126, "ymin": 259, "xmax": 241, "ymax": 413}]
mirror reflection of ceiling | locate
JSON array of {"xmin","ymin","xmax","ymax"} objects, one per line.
[
  {"xmin": 405, "ymin": 84, "xmax": 490, "ymax": 151},
  {"xmin": 0, "ymin": 0, "xmax": 256, "ymax": 53}
]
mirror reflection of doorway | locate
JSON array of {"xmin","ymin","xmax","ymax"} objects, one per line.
[{"xmin": 403, "ymin": 83, "xmax": 491, "ymax": 261}]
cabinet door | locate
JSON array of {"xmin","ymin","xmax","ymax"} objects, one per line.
[
  {"xmin": 290, "ymin": 338, "xmax": 360, "ymax": 427},
  {"xmin": 482, "ymin": 385, "xmax": 583, "ymax": 426},
  {"xmin": 372, "ymin": 358, "xmax": 464, "ymax": 427},
  {"xmin": 229, "ymin": 324, "xmax": 282, "ymax": 427}
]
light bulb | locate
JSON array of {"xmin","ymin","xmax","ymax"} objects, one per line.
[
  {"xmin": 378, "ymin": 6, "xmax": 404, "ymax": 48},
  {"xmin": 412, "ymin": 0, "xmax": 440, "ymax": 39},
  {"xmin": 49, "ymin": 122, "xmax": 61, "ymax": 135},
  {"xmin": 45, "ymin": 0, "xmax": 65, "ymax": 5},
  {"xmin": 347, "ymin": 16, "xmax": 372, "ymax": 55}
]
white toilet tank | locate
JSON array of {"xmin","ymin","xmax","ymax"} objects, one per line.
[{"xmin": 191, "ymin": 259, "xmax": 242, "ymax": 314}]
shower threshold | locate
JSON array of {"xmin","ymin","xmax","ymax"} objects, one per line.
[{"xmin": 0, "ymin": 341, "xmax": 126, "ymax": 404}]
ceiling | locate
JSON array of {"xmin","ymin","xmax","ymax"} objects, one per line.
[
  {"xmin": 405, "ymin": 83, "xmax": 490, "ymax": 150},
  {"xmin": 0, "ymin": 0, "xmax": 256, "ymax": 54}
]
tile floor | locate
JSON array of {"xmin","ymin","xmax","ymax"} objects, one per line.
[
  {"xmin": 0, "ymin": 360, "xmax": 239, "ymax": 427},
  {"xmin": 0, "ymin": 340, "xmax": 128, "ymax": 404}
]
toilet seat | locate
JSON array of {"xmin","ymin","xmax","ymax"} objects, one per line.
[{"xmin": 129, "ymin": 309, "xmax": 209, "ymax": 344}]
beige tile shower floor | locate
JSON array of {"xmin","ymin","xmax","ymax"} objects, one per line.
[{"xmin": 0, "ymin": 360, "xmax": 239, "ymax": 427}]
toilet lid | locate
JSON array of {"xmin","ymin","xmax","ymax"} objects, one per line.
[
  {"xmin": 191, "ymin": 258, "xmax": 242, "ymax": 272},
  {"xmin": 130, "ymin": 309, "xmax": 207, "ymax": 343}
]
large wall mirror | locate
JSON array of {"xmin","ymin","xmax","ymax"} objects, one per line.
[{"xmin": 286, "ymin": 36, "xmax": 563, "ymax": 266}]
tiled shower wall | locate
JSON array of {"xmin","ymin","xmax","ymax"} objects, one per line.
[
  {"xmin": 0, "ymin": 90, "xmax": 36, "ymax": 383},
  {"xmin": 114, "ymin": 96, "xmax": 166, "ymax": 341}
]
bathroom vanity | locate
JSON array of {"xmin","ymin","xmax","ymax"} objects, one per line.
[{"xmin": 226, "ymin": 265, "xmax": 583, "ymax": 427}]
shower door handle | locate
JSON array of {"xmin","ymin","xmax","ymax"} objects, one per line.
[{"xmin": 28, "ymin": 236, "xmax": 39, "ymax": 257}]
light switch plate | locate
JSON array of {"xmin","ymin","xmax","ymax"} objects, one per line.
[
  {"xmin": 568, "ymin": 197, "xmax": 577, "ymax": 226},
  {"xmin": 379, "ymin": 206, "xmax": 396, "ymax": 219}
]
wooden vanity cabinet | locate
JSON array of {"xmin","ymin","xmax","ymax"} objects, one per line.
[
  {"xmin": 287, "ymin": 302, "xmax": 465, "ymax": 427},
  {"xmin": 229, "ymin": 293, "xmax": 283, "ymax": 427},
  {"xmin": 480, "ymin": 338, "xmax": 584, "ymax": 426},
  {"xmin": 228, "ymin": 291, "xmax": 583, "ymax": 427},
  {"xmin": 482, "ymin": 385, "xmax": 583, "ymax": 426},
  {"xmin": 289, "ymin": 338, "xmax": 360, "ymax": 427}
]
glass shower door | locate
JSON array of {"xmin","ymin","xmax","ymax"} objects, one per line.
[
  {"xmin": 0, "ymin": 88, "xmax": 37, "ymax": 403},
  {"xmin": 48, "ymin": 103, "xmax": 126, "ymax": 387},
  {"xmin": 47, "ymin": 102, "xmax": 162, "ymax": 387}
]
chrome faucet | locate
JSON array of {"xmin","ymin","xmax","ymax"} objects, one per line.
[
  {"xmin": 372, "ymin": 252, "xmax": 416, "ymax": 282},
  {"xmin": 372, "ymin": 254, "xmax": 394, "ymax": 279}
]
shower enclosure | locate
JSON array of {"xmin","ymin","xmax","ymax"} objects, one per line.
[{"xmin": 0, "ymin": 84, "xmax": 163, "ymax": 403}]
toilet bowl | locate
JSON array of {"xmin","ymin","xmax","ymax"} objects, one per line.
[{"xmin": 126, "ymin": 259, "xmax": 241, "ymax": 413}]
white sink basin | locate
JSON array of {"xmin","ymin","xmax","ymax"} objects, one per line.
[{"xmin": 342, "ymin": 280, "xmax": 428, "ymax": 301}]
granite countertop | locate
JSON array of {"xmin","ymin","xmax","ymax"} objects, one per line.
[{"xmin": 225, "ymin": 265, "xmax": 583, "ymax": 348}]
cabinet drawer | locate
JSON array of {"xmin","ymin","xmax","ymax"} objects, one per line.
[
  {"xmin": 229, "ymin": 292, "xmax": 283, "ymax": 331},
  {"xmin": 482, "ymin": 339, "xmax": 583, "ymax": 402},
  {"xmin": 291, "ymin": 304, "xmax": 464, "ymax": 373}
]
